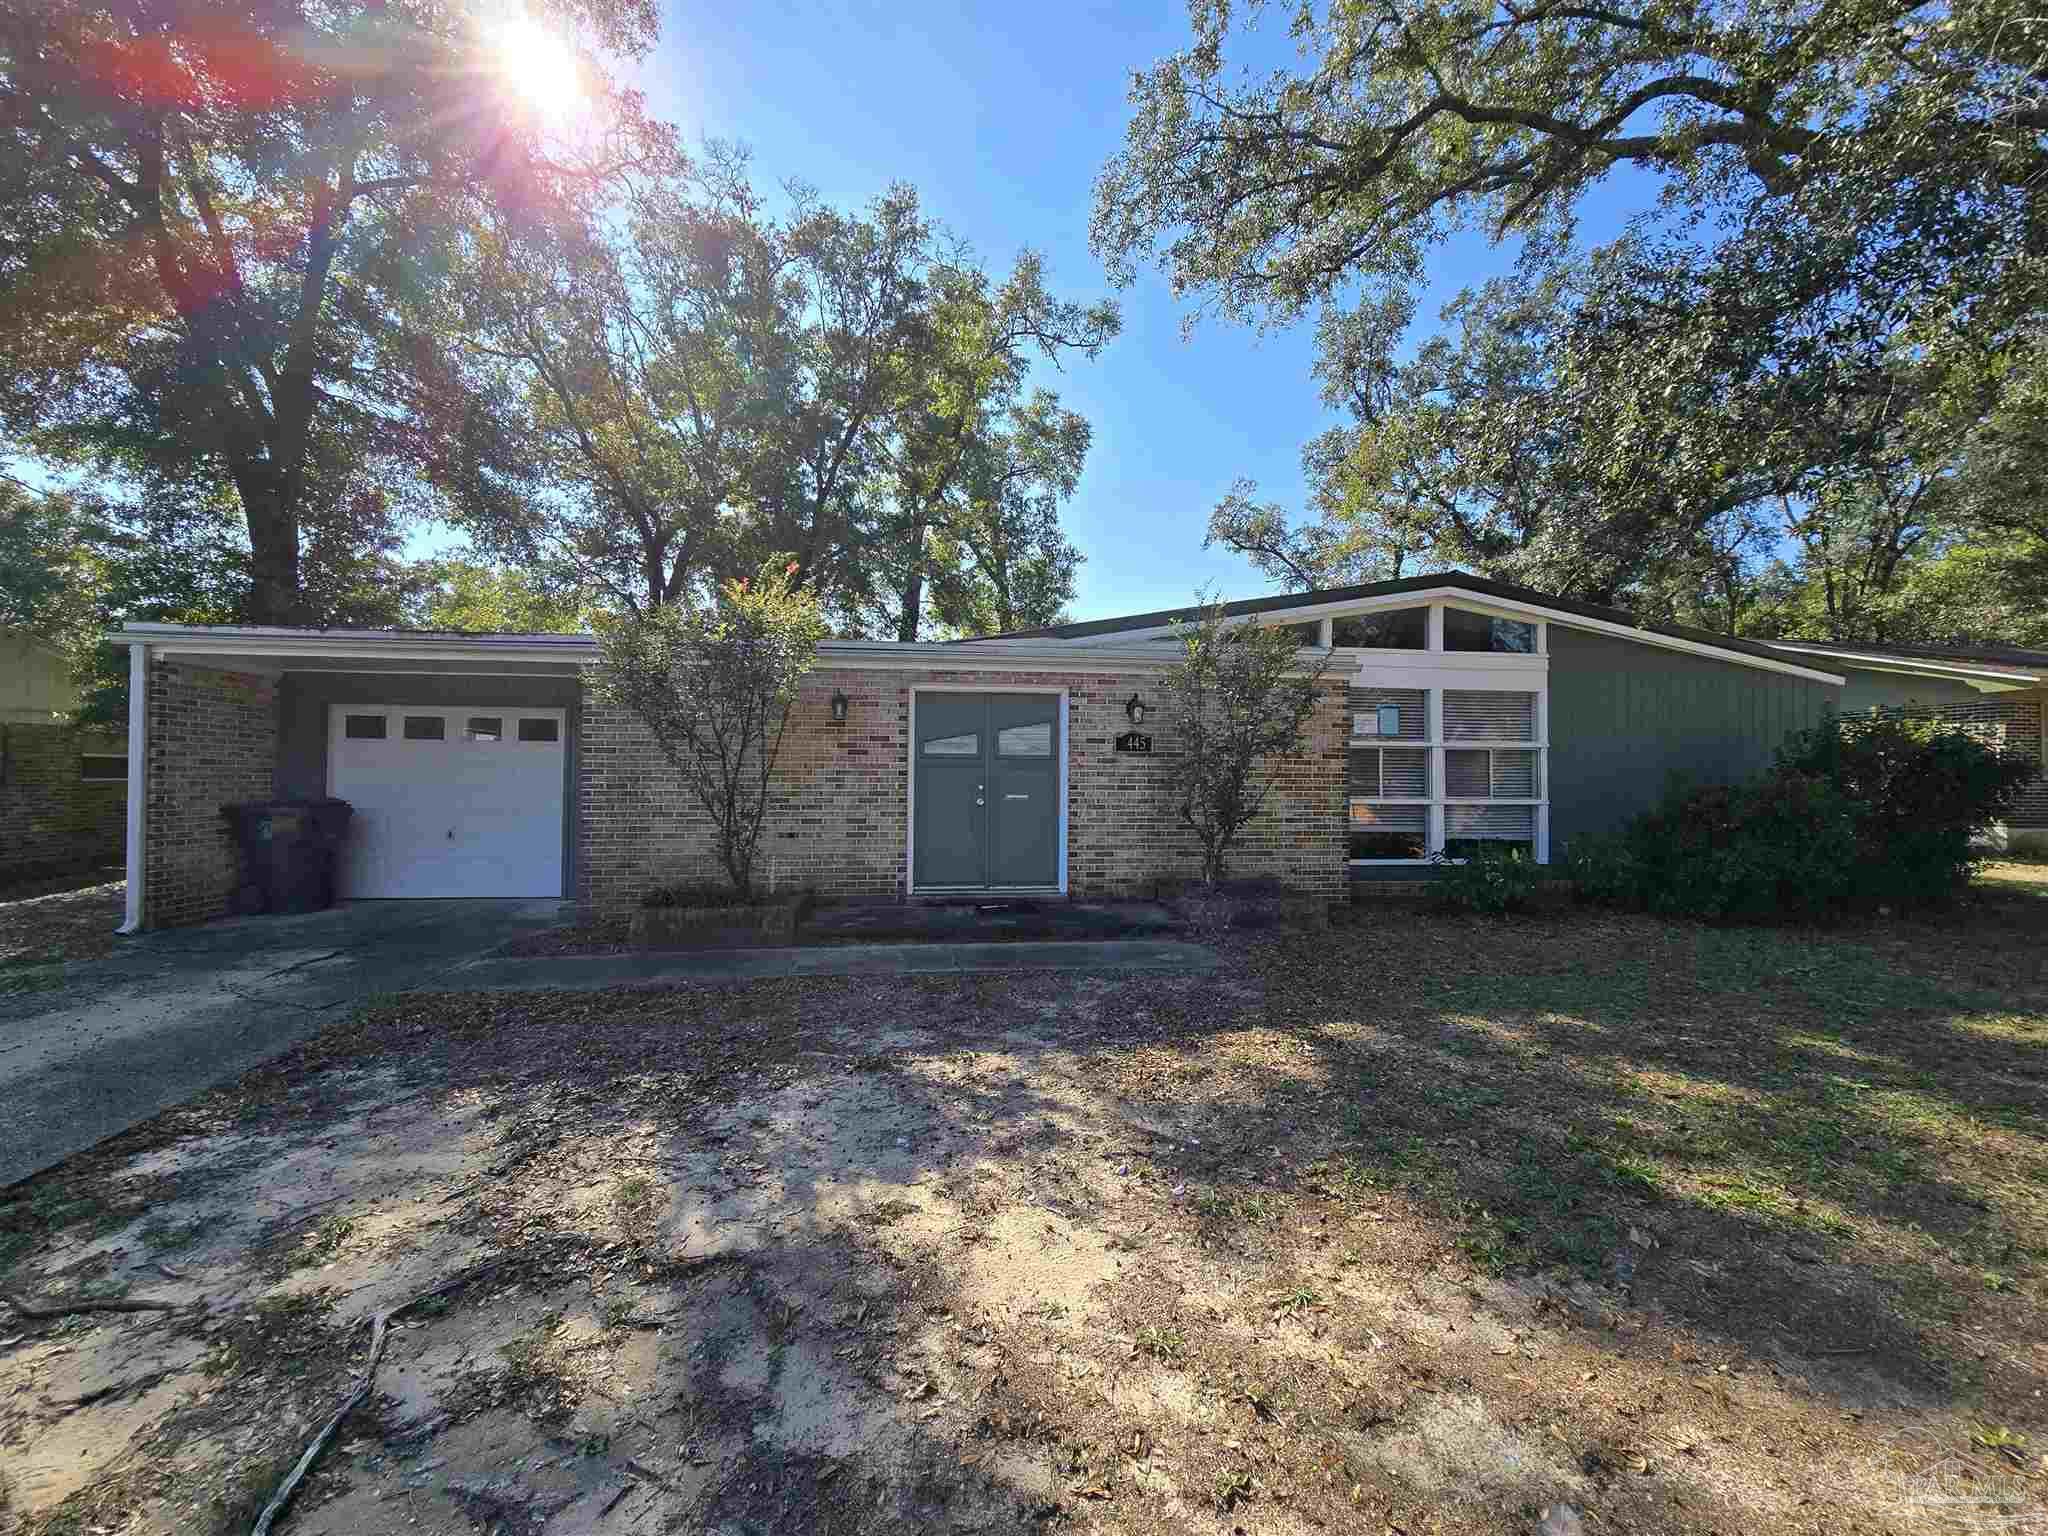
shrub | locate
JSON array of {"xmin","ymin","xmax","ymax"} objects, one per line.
[
  {"xmin": 1781, "ymin": 713, "xmax": 2038, "ymax": 905},
  {"xmin": 641, "ymin": 881, "xmax": 813, "ymax": 911},
  {"xmin": 588, "ymin": 561, "xmax": 828, "ymax": 897},
  {"xmin": 1569, "ymin": 714, "xmax": 2034, "ymax": 921},
  {"xmin": 1433, "ymin": 844, "xmax": 1544, "ymax": 915}
]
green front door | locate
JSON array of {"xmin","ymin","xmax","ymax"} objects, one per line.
[{"xmin": 913, "ymin": 692, "xmax": 1061, "ymax": 890}]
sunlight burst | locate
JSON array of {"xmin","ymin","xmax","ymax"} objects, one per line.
[{"xmin": 487, "ymin": 11, "xmax": 583, "ymax": 124}]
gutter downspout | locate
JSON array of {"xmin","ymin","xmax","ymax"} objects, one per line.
[{"xmin": 118, "ymin": 641, "xmax": 147, "ymax": 934}]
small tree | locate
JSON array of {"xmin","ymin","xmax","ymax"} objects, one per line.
[
  {"xmin": 588, "ymin": 563, "xmax": 829, "ymax": 896},
  {"xmin": 1164, "ymin": 601, "xmax": 1330, "ymax": 885}
]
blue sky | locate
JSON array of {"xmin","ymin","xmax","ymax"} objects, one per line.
[{"xmin": 618, "ymin": 0, "xmax": 1547, "ymax": 622}]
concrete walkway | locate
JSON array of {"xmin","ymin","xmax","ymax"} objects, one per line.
[
  {"xmin": 0, "ymin": 899, "xmax": 568, "ymax": 1187},
  {"xmin": 1, "ymin": 905, "xmax": 1217, "ymax": 1187},
  {"xmin": 445, "ymin": 938, "xmax": 1218, "ymax": 990}
]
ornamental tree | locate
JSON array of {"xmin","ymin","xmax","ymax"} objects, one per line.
[
  {"xmin": 1163, "ymin": 601, "xmax": 1329, "ymax": 885},
  {"xmin": 587, "ymin": 561, "xmax": 828, "ymax": 897}
]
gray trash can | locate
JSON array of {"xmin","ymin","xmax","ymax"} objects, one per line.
[{"xmin": 220, "ymin": 799, "xmax": 354, "ymax": 914}]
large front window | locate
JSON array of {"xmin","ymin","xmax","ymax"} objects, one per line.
[
  {"xmin": 1350, "ymin": 683, "xmax": 1547, "ymax": 862},
  {"xmin": 1331, "ymin": 604, "xmax": 1550, "ymax": 863}
]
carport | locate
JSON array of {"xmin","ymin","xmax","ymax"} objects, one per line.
[{"xmin": 111, "ymin": 626, "xmax": 591, "ymax": 932}]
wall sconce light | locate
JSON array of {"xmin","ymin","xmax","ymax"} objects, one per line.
[
  {"xmin": 829, "ymin": 690, "xmax": 849, "ymax": 725},
  {"xmin": 1124, "ymin": 693, "xmax": 1147, "ymax": 726}
]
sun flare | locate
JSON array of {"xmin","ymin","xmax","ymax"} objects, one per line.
[{"xmin": 487, "ymin": 11, "xmax": 583, "ymax": 124}]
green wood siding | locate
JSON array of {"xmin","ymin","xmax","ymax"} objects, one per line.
[
  {"xmin": 1547, "ymin": 626, "xmax": 1839, "ymax": 854},
  {"xmin": 1837, "ymin": 667, "xmax": 1983, "ymax": 713}
]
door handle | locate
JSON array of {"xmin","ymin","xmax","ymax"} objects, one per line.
[
  {"xmin": 1004, "ymin": 793, "xmax": 1029, "ymax": 800},
  {"xmin": 976, "ymin": 782, "xmax": 984, "ymax": 807}
]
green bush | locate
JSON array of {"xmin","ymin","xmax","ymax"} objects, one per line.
[
  {"xmin": 1782, "ymin": 713, "xmax": 2037, "ymax": 905},
  {"xmin": 1434, "ymin": 844, "xmax": 1544, "ymax": 915},
  {"xmin": 1568, "ymin": 714, "xmax": 2034, "ymax": 922}
]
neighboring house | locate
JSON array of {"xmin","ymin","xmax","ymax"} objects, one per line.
[
  {"xmin": 1757, "ymin": 637, "xmax": 2048, "ymax": 854},
  {"xmin": 103, "ymin": 573, "xmax": 2041, "ymax": 931},
  {"xmin": 0, "ymin": 627, "xmax": 128, "ymax": 885}
]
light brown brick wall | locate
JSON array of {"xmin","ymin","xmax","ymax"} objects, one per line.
[
  {"xmin": 578, "ymin": 667, "xmax": 1349, "ymax": 910},
  {"xmin": 1860, "ymin": 692, "xmax": 2048, "ymax": 829},
  {"xmin": 0, "ymin": 723, "xmax": 126, "ymax": 883},
  {"xmin": 144, "ymin": 662, "xmax": 278, "ymax": 928}
]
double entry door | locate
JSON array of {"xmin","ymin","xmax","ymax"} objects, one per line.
[{"xmin": 912, "ymin": 692, "xmax": 1061, "ymax": 890}]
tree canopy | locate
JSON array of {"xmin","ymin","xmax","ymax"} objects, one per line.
[
  {"xmin": 458, "ymin": 145, "xmax": 1116, "ymax": 635},
  {"xmin": 1097, "ymin": 0, "xmax": 2048, "ymax": 644},
  {"xmin": 0, "ymin": 0, "xmax": 666, "ymax": 623}
]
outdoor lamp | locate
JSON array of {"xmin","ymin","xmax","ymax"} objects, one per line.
[
  {"xmin": 830, "ymin": 690, "xmax": 850, "ymax": 725},
  {"xmin": 1124, "ymin": 693, "xmax": 1147, "ymax": 725}
]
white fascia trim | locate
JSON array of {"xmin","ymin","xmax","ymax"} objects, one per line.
[
  {"xmin": 1349, "ymin": 656, "xmax": 1547, "ymax": 692},
  {"xmin": 109, "ymin": 626, "xmax": 1212, "ymax": 677},
  {"xmin": 991, "ymin": 588, "xmax": 1847, "ymax": 685},
  {"xmin": 115, "ymin": 625, "xmax": 595, "ymax": 668},
  {"xmin": 1764, "ymin": 644, "xmax": 2044, "ymax": 688},
  {"xmin": 822, "ymin": 640, "xmax": 1189, "ymax": 674}
]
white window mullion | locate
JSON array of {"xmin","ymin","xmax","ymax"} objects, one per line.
[{"xmin": 1426, "ymin": 687, "xmax": 1445, "ymax": 855}]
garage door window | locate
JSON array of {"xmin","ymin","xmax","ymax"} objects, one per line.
[
  {"xmin": 403, "ymin": 715, "xmax": 445, "ymax": 741},
  {"xmin": 466, "ymin": 717, "xmax": 503, "ymax": 742},
  {"xmin": 343, "ymin": 714, "xmax": 386, "ymax": 739},
  {"xmin": 517, "ymin": 718, "xmax": 559, "ymax": 743}
]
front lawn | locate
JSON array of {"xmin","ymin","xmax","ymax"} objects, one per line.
[
  {"xmin": 2, "ymin": 874, "xmax": 2042, "ymax": 1534},
  {"xmin": 0, "ymin": 873, "xmax": 124, "ymax": 992}
]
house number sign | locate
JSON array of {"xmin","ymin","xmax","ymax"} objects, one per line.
[{"xmin": 1115, "ymin": 730, "xmax": 1152, "ymax": 754}]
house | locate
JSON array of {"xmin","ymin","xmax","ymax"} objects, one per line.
[
  {"xmin": 0, "ymin": 627, "xmax": 127, "ymax": 885},
  {"xmin": 1755, "ymin": 636, "xmax": 2048, "ymax": 853},
  {"xmin": 105, "ymin": 574, "xmax": 2044, "ymax": 931}
]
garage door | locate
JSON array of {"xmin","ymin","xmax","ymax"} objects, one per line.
[{"xmin": 328, "ymin": 705, "xmax": 565, "ymax": 898}]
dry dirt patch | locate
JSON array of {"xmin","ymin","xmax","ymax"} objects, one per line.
[
  {"xmin": 0, "ymin": 874, "xmax": 123, "ymax": 987},
  {"xmin": 2, "ymin": 909, "xmax": 2044, "ymax": 1534}
]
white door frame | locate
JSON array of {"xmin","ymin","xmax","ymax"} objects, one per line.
[{"xmin": 905, "ymin": 686, "xmax": 1069, "ymax": 896}]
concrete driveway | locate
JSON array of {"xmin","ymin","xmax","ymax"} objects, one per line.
[{"xmin": 0, "ymin": 899, "xmax": 566, "ymax": 1187}]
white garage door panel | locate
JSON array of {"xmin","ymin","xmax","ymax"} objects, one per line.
[{"xmin": 329, "ymin": 706, "xmax": 565, "ymax": 898}]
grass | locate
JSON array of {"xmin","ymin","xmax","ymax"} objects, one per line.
[
  {"xmin": 1257, "ymin": 868, "xmax": 2048, "ymax": 1379},
  {"xmin": 1133, "ymin": 1323, "xmax": 1187, "ymax": 1362}
]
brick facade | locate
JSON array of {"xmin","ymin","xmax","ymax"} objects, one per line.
[
  {"xmin": 1858, "ymin": 692, "xmax": 2048, "ymax": 830},
  {"xmin": 143, "ymin": 662, "xmax": 279, "ymax": 928},
  {"xmin": 578, "ymin": 667, "xmax": 1350, "ymax": 911},
  {"xmin": 0, "ymin": 722, "xmax": 126, "ymax": 884}
]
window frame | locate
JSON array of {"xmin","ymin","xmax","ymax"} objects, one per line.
[
  {"xmin": 79, "ymin": 752, "xmax": 128, "ymax": 783},
  {"xmin": 1346, "ymin": 664, "xmax": 1549, "ymax": 866}
]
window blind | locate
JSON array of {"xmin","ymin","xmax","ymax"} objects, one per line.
[
  {"xmin": 1350, "ymin": 746, "xmax": 1427, "ymax": 798},
  {"xmin": 1445, "ymin": 804, "xmax": 1537, "ymax": 839},
  {"xmin": 1443, "ymin": 690, "xmax": 1536, "ymax": 741}
]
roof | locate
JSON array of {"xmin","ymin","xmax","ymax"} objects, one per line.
[
  {"xmin": 112, "ymin": 571, "xmax": 1852, "ymax": 685},
  {"xmin": 1759, "ymin": 636, "xmax": 2048, "ymax": 683},
  {"xmin": 962, "ymin": 570, "xmax": 1843, "ymax": 679}
]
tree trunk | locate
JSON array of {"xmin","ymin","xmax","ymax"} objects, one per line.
[
  {"xmin": 896, "ymin": 514, "xmax": 929, "ymax": 642},
  {"xmin": 234, "ymin": 471, "xmax": 304, "ymax": 625}
]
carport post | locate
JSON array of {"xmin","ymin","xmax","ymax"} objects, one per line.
[{"xmin": 118, "ymin": 640, "xmax": 147, "ymax": 935}]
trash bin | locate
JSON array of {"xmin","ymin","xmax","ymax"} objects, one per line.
[{"xmin": 220, "ymin": 799, "xmax": 354, "ymax": 915}]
